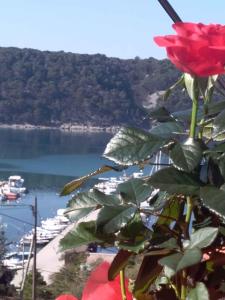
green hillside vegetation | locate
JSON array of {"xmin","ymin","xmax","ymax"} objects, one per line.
[{"xmin": 0, "ymin": 47, "xmax": 188, "ymax": 127}]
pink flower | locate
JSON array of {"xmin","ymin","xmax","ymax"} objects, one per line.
[
  {"xmin": 82, "ymin": 261, "xmax": 132, "ymax": 300},
  {"xmin": 154, "ymin": 22, "xmax": 225, "ymax": 77}
]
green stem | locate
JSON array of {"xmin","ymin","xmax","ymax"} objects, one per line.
[
  {"xmin": 170, "ymin": 281, "xmax": 180, "ymax": 299},
  {"xmin": 189, "ymin": 99, "xmax": 198, "ymax": 138},
  {"xmin": 120, "ymin": 269, "xmax": 127, "ymax": 300},
  {"xmin": 185, "ymin": 196, "xmax": 193, "ymax": 225},
  {"xmin": 181, "ymin": 270, "xmax": 187, "ymax": 300}
]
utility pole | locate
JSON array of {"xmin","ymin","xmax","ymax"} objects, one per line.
[{"xmin": 32, "ymin": 197, "xmax": 37, "ymax": 300}]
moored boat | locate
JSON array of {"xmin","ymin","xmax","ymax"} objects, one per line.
[
  {"xmin": 8, "ymin": 175, "xmax": 27, "ymax": 194},
  {"xmin": 3, "ymin": 251, "xmax": 32, "ymax": 270},
  {"xmin": 0, "ymin": 175, "xmax": 27, "ymax": 201}
]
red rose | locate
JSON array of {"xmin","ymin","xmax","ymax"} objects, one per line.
[
  {"xmin": 82, "ymin": 261, "xmax": 132, "ymax": 300},
  {"xmin": 154, "ymin": 22, "xmax": 225, "ymax": 77},
  {"xmin": 55, "ymin": 294, "xmax": 78, "ymax": 300}
]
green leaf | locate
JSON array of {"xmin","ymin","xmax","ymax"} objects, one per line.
[
  {"xmin": 60, "ymin": 221, "xmax": 102, "ymax": 250},
  {"xmin": 157, "ymin": 238, "xmax": 179, "ymax": 250},
  {"xmin": 170, "ymin": 138, "xmax": 203, "ymax": 172},
  {"xmin": 60, "ymin": 165, "xmax": 125, "ymax": 195},
  {"xmin": 219, "ymin": 226, "xmax": 225, "ymax": 237},
  {"xmin": 159, "ymin": 248, "xmax": 202, "ymax": 277},
  {"xmin": 157, "ymin": 198, "xmax": 181, "ymax": 226},
  {"xmin": 214, "ymin": 133, "xmax": 225, "ymax": 142},
  {"xmin": 117, "ymin": 214, "xmax": 151, "ymax": 252},
  {"xmin": 163, "ymin": 74, "xmax": 184, "ymax": 100},
  {"xmin": 103, "ymin": 127, "xmax": 168, "ymax": 165},
  {"xmin": 188, "ymin": 227, "xmax": 219, "ymax": 249},
  {"xmin": 204, "ymin": 142, "xmax": 225, "ymax": 154},
  {"xmin": 150, "ymin": 121, "xmax": 183, "ymax": 138},
  {"xmin": 147, "ymin": 167, "xmax": 201, "ymax": 196},
  {"xmin": 200, "ymin": 186, "xmax": 225, "ymax": 218},
  {"xmin": 117, "ymin": 178, "xmax": 153, "ymax": 206},
  {"xmin": 203, "ymin": 123, "xmax": 225, "ymax": 141},
  {"xmin": 207, "ymin": 99, "xmax": 225, "ymax": 116},
  {"xmin": 65, "ymin": 189, "xmax": 121, "ymax": 220},
  {"xmin": 117, "ymin": 239, "xmax": 147, "ymax": 253},
  {"xmin": 172, "ymin": 107, "xmax": 203, "ymax": 123},
  {"xmin": 218, "ymin": 154, "xmax": 225, "ymax": 180},
  {"xmin": 108, "ymin": 249, "xmax": 133, "ymax": 280},
  {"xmin": 97, "ymin": 206, "xmax": 137, "ymax": 234},
  {"xmin": 213, "ymin": 109, "xmax": 225, "ymax": 136},
  {"xmin": 147, "ymin": 106, "xmax": 174, "ymax": 122},
  {"xmin": 197, "ymin": 77, "xmax": 210, "ymax": 100},
  {"xmin": 188, "ymin": 282, "xmax": 209, "ymax": 300},
  {"xmin": 147, "ymin": 191, "xmax": 169, "ymax": 212},
  {"xmin": 118, "ymin": 213, "xmax": 148, "ymax": 239},
  {"xmin": 207, "ymin": 157, "xmax": 224, "ymax": 186},
  {"xmin": 184, "ymin": 73, "xmax": 199, "ymax": 101},
  {"xmin": 198, "ymin": 75, "xmax": 217, "ymax": 102},
  {"xmin": 172, "ymin": 108, "xmax": 192, "ymax": 122},
  {"xmin": 134, "ymin": 256, "xmax": 163, "ymax": 297},
  {"xmin": 65, "ymin": 207, "xmax": 95, "ymax": 221}
]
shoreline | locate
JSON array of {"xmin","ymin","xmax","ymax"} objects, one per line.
[{"xmin": 0, "ymin": 123, "xmax": 120, "ymax": 133}]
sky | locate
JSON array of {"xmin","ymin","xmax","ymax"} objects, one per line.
[{"xmin": 1, "ymin": 1, "xmax": 225, "ymax": 59}]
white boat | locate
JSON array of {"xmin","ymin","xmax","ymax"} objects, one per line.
[
  {"xmin": 0, "ymin": 175, "xmax": 27, "ymax": 200},
  {"xmin": 95, "ymin": 171, "xmax": 144, "ymax": 195},
  {"xmin": 3, "ymin": 257, "xmax": 24, "ymax": 270},
  {"xmin": 41, "ymin": 221, "xmax": 67, "ymax": 232},
  {"xmin": 94, "ymin": 177, "xmax": 124, "ymax": 195},
  {"xmin": 8, "ymin": 175, "xmax": 27, "ymax": 194},
  {"xmin": 36, "ymin": 226, "xmax": 59, "ymax": 237},
  {"xmin": 3, "ymin": 251, "xmax": 31, "ymax": 270},
  {"xmin": 40, "ymin": 214, "xmax": 69, "ymax": 232},
  {"xmin": 20, "ymin": 233, "xmax": 50, "ymax": 245}
]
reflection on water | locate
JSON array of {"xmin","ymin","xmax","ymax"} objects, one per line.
[
  {"xmin": 0, "ymin": 129, "xmax": 112, "ymax": 159},
  {"xmin": 0, "ymin": 128, "xmax": 113, "ymax": 243}
]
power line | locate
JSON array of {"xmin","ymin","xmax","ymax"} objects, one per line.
[
  {"xmin": 0, "ymin": 204, "xmax": 33, "ymax": 208},
  {"xmin": 0, "ymin": 212, "xmax": 34, "ymax": 226}
]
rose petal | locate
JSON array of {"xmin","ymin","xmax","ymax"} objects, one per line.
[
  {"xmin": 82, "ymin": 262, "xmax": 132, "ymax": 300},
  {"xmin": 55, "ymin": 295, "xmax": 78, "ymax": 300},
  {"xmin": 154, "ymin": 22, "xmax": 225, "ymax": 76}
]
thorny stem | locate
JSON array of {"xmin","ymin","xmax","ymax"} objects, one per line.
[{"xmin": 120, "ymin": 269, "xmax": 127, "ymax": 300}]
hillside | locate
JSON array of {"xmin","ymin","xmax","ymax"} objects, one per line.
[{"xmin": 0, "ymin": 47, "xmax": 188, "ymax": 127}]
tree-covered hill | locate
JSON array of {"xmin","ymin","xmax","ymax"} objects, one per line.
[{"xmin": 0, "ymin": 47, "xmax": 188, "ymax": 127}]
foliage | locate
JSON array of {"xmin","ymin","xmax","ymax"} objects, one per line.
[
  {"xmin": 61, "ymin": 69, "xmax": 225, "ymax": 300},
  {"xmin": 0, "ymin": 47, "xmax": 189, "ymax": 127},
  {"xmin": 49, "ymin": 252, "xmax": 102, "ymax": 300},
  {"xmin": 0, "ymin": 227, "xmax": 16, "ymax": 297},
  {"xmin": 22, "ymin": 271, "xmax": 52, "ymax": 300}
]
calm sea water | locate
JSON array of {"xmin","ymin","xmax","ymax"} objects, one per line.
[{"xmin": 0, "ymin": 128, "xmax": 116, "ymax": 244}]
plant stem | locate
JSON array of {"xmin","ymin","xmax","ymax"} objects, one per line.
[
  {"xmin": 120, "ymin": 269, "xmax": 127, "ymax": 300},
  {"xmin": 189, "ymin": 98, "xmax": 198, "ymax": 139},
  {"xmin": 179, "ymin": 82, "xmax": 199, "ymax": 300},
  {"xmin": 185, "ymin": 196, "xmax": 193, "ymax": 225},
  {"xmin": 181, "ymin": 270, "xmax": 187, "ymax": 300},
  {"xmin": 170, "ymin": 280, "xmax": 180, "ymax": 299}
]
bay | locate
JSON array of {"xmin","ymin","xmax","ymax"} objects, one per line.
[{"xmin": 0, "ymin": 128, "xmax": 115, "ymax": 244}]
